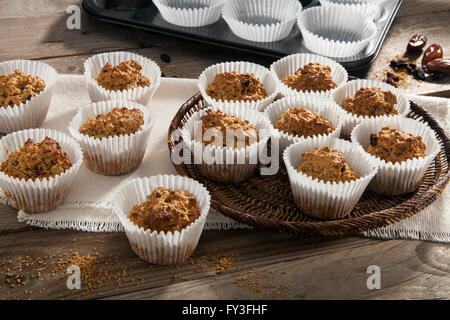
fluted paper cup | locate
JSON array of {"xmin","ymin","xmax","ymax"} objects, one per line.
[
  {"xmin": 198, "ymin": 61, "xmax": 278, "ymax": 112},
  {"xmin": 112, "ymin": 175, "xmax": 211, "ymax": 265},
  {"xmin": 84, "ymin": 51, "xmax": 161, "ymax": 105},
  {"xmin": 0, "ymin": 128, "xmax": 83, "ymax": 213},
  {"xmin": 0, "ymin": 60, "xmax": 58, "ymax": 133},
  {"xmin": 332, "ymin": 79, "xmax": 410, "ymax": 139},
  {"xmin": 265, "ymin": 95, "xmax": 343, "ymax": 153},
  {"xmin": 319, "ymin": 0, "xmax": 386, "ymax": 21},
  {"xmin": 222, "ymin": 0, "xmax": 302, "ymax": 42},
  {"xmin": 350, "ymin": 117, "xmax": 440, "ymax": 195},
  {"xmin": 283, "ymin": 136, "xmax": 378, "ymax": 219},
  {"xmin": 180, "ymin": 105, "xmax": 271, "ymax": 183},
  {"xmin": 68, "ymin": 100, "xmax": 155, "ymax": 176},
  {"xmin": 153, "ymin": 0, "xmax": 226, "ymax": 27},
  {"xmin": 297, "ymin": 6, "xmax": 377, "ymax": 58},
  {"xmin": 270, "ymin": 53, "xmax": 348, "ymax": 97}
]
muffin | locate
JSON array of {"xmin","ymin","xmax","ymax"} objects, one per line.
[
  {"xmin": 128, "ymin": 187, "xmax": 200, "ymax": 234},
  {"xmin": 283, "ymin": 136, "xmax": 378, "ymax": 219},
  {"xmin": 0, "ymin": 60, "xmax": 58, "ymax": 133},
  {"xmin": 113, "ymin": 175, "xmax": 211, "ymax": 265},
  {"xmin": 0, "ymin": 128, "xmax": 83, "ymax": 213},
  {"xmin": 68, "ymin": 100, "xmax": 154, "ymax": 176},
  {"xmin": 351, "ymin": 117, "xmax": 440, "ymax": 195},
  {"xmin": 341, "ymin": 87, "xmax": 398, "ymax": 117},
  {"xmin": 181, "ymin": 105, "xmax": 271, "ymax": 183},
  {"xmin": 281, "ymin": 62, "xmax": 337, "ymax": 93},
  {"xmin": 198, "ymin": 61, "xmax": 278, "ymax": 112},
  {"xmin": 84, "ymin": 51, "xmax": 161, "ymax": 104},
  {"xmin": 274, "ymin": 107, "xmax": 334, "ymax": 138}
]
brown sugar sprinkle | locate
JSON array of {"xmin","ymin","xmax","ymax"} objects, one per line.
[
  {"xmin": 233, "ymin": 268, "xmax": 291, "ymax": 299},
  {"xmin": 189, "ymin": 247, "xmax": 236, "ymax": 274}
]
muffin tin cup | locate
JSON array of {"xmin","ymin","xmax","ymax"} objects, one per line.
[
  {"xmin": 198, "ymin": 61, "xmax": 278, "ymax": 112},
  {"xmin": 153, "ymin": 0, "xmax": 226, "ymax": 27},
  {"xmin": 319, "ymin": 0, "xmax": 386, "ymax": 21},
  {"xmin": 181, "ymin": 104, "xmax": 271, "ymax": 183},
  {"xmin": 112, "ymin": 175, "xmax": 211, "ymax": 265},
  {"xmin": 297, "ymin": 6, "xmax": 377, "ymax": 58},
  {"xmin": 68, "ymin": 100, "xmax": 155, "ymax": 176},
  {"xmin": 283, "ymin": 136, "xmax": 378, "ymax": 220},
  {"xmin": 0, "ymin": 128, "xmax": 83, "ymax": 213},
  {"xmin": 270, "ymin": 53, "xmax": 348, "ymax": 98},
  {"xmin": 84, "ymin": 51, "xmax": 161, "ymax": 105},
  {"xmin": 332, "ymin": 79, "xmax": 410, "ymax": 139},
  {"xmin": 221, "ymin": 0, "xmax": 302, "ymax": 43},
  {"xmin": 0, "ymin": 60, "xmax": 58, "ymax": 133},
  {"xmin": 265, "ymin": 95, "xmax": 343, "ymax": 154},
  {"xmin": 350, "ymin": 117, "xmax": 441, "ymax": 196}
]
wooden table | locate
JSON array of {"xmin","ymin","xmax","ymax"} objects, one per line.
[{"xmin": 0, "ymin": 0, "xmax": 449, "ymax": 300}]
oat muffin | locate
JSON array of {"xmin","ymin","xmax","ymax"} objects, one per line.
[
  {"xmin": 341, "ymin": 87, "xmax": 398, "ymax": 117},
  {"xmin": 295, "ymin": 146, "xmax": 359, "ymax": 183},
  {"xmin": 274, "ymin": 107, "xmax": 334, "ymax": 138},
  {"xmin": 0, "ymin": 70, "xmax": 45, "ymax": 108},
  {"xmin": 128, "ymin": 187, "xmax": 201, "ymax": 233},
  {"xmin": 281, "ymin": 62, "xmax": 337, "ymax": 93},
  {"xmin": 0, "ymin": 137, "xmax": 72, "ymax": 181},
  {"xmin": 95, "ymin": 60, "xmax": 150, "ymax": 91},
  {"xmin": 79, "ymin": 107, "xmax": 144, "ymax": 139},
  {"xmin": 200, "ymin": 109, "xmax": 259, "ymax": 148},
  {"xmin": 366, "ymin": 127, "xmax": 426, "ymax": 163},
  {"xmin": 205, "ymin": 71, "xmax": 267, "ymax": 102}
]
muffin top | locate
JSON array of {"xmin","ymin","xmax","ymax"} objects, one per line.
[
  {"xmin": 0, "ymin": 70, "xmax": 45, "ymax": 108},
  {"xmin": 366, "ymin": 127, "xmax": 426, "ymax": 163},
  {"xmin": 274, "ymin": 107, "xmax": 334, "ymax": 138},
  {"xmin": 205, "ymin": 71, "xmax": 267, "ymax": 102},
  {"xmin": 341, "ymin": 87, "xmax": 398, "ymax": 117},
  {"xmin": 79, "ymin": 107, "xmax": 144, "ymax": 139},
  {"xmin": 295, "ymin": 146, "xmax": 360, "ymax": 183},
  {"xmin": 281, "ymin": 62, "xmax": 337, "ymax": 93},
  {"xmin": 128, "ymin": 187, "xmax": 201, "ymax": 233},
  {"xmin": 0, "ymin": 137, "xmax": 72, "ymax": 181},
  {"xmin": 95, "ymin": 60, "xmax": 150, "ymax": 91},
  {"xmin": 200, "ymin": 109, "xmax": 259, "ymax": 148}
]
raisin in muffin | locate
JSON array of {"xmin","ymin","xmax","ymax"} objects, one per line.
[
  {"xmin": 281, "ymin": 62, "xmax": 337, "ymax": 93},
  {"xmin": 95, "ymin": 60, "xmax": 150, "ymax": 91},
  {"xmin": 295, "ymin": 146, "xmax": 360, "ymax": 183},
  {"xmin": 366, "ymin": 127, "xmax": 426, "ymax": 163},
  {"xmin": 205, "ymin": 71, "xmax": 267, "ymax": 102},
  {"xmin": 341, "ymin": 87, "xmax": 398, "ymax": 117},
  {"xmin": 274, "ymin": 107, "xmax": 334, "ymax": 138},
  {"xmin": 128, "ymin": 187, "xmax": 200, "ymax": 233},
  {"xmin": 0, "ymin": 137, "xmax": 72, "ymax": 181},
  {"xmin": 200, "ymin": 109, "xmax": 259, "ymax": 148},
  {"xmin": 0, "ymin": 70, "xmax": 45, "ymax": 108},
  {"xmin": 79, "ymin": 107, "xmax": 144, "ymax": 139}
]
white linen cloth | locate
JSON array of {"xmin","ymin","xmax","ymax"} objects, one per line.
[{"xmin": 1, "ymin": 75, "xmax": 448, "ymax": 242}]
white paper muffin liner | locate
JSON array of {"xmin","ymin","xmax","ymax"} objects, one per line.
[
  {"xmin": 153, "ymin": 0, "xmax": 226, "ymax": 27},
  {"xmin": 0, "ymin": 60, "xmax": 58, "ymax": 133},
  {"xmin": 283, "ymin": 136, "xmax": 378, "ymax": 219},
  {"xmin": 68, "ymin": 100, "xmax": 155, "ymax": 176},
  {"xmin": 265, "ymin": 95, "xmax": 343, "ymax": 153},
  {"xmin": 198, "ymin": 61, "xmax": 278, "ymax": 112},
  {"xmin": 112, "ymin": 175, "xmax": 211, "ymax": 265},
  {"xmin": 332, "ymin": 79, "xmax": 410, "ymax": 138},
  {"xmin": 270, "ymin": 53, "xmax": 348, "ymax": 98},
  {"xmin": 0, "ymin": 128, "xmax": 83, "ymax": 213},
  {"xmin": 297, "ymin": 6, "xmax": 377, "ymax": 58},
  {"xmin": 222, "ymin": 0, "xmax": 302, "ymax": 42},
  {"xmin": 350, "ymin": 117, "xmax": 441, "ymax": 196},
  {"xmin": 181, "ymin": 104, "xmax": 271, "ymax": 183},
  {"xmin": 84, "ymin": 51, "xmax": 161, "ymax": 105},
  {"xmin": 319, "ymin": 0, "xmax": 386, "ymax": 21}
]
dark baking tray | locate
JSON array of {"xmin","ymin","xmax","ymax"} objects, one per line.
[{"xmin": 82, "ymin": 0, "xmax": 403, "ymax": 73}]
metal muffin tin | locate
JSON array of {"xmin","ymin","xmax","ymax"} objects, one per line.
[{"xmin": 83, "ymin": 0, "xmax": 403, "ymax": 72}]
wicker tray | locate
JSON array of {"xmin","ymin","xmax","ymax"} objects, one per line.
[{"xmin": 168, "ymin": 94, "xmax": 449, "ymax": 237}]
